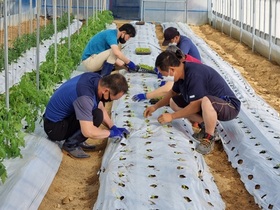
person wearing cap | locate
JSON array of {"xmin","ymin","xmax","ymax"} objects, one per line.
[
  {"xmin": 81, "ymin": 23, "xmax": 137, "ymax": 77},
  {"xmin": 143, "ymin": 51, "xmax": 241, "ymax": 155},
  {"xmin": 162, "ymin": 27, "xmax": 201, "ymax": 61},
  {"xmin": 43, "ymin": 72, "xmax": 130, "ymax": 159}
]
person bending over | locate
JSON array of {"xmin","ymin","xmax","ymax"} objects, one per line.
[
  {"xmin": 81, "ymin": 23, "xmax": 137, "ymax": 76},
  {"xmin": 132, "ymin": 45, "xmax": 201, "ymax": 103},
  {"xmin": 43, "ymin": 72, "xmax": 129, "ymax": 158},
  {"xmin": 143, "ymin": 51, "xmax": 241, "ymax": 155}
]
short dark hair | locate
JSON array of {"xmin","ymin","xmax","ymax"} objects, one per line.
[
  {"xmin": 155, "ymin": 51, "xmax": 181, "ymax": 72},
  {"xmin": 119, "ymin": 23, "xmax": 136, "ymax": 37},
  {"xmin": 166, "ymin": 45, "xmax": 185, "ymax": 60},
  {"xmin": 100, "ymin": 73, "xmax": 128, "ymax": 95}
]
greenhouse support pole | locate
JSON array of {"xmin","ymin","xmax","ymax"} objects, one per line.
[
  {"xmin": 44, "ymin": 0, "xmax": 47, "ymax": 27},
  {"xmin": 29, "ymin": 0, "xmax": 33, "ymax": 33},
  {"xmin": 36, "ymin": 0, "xmax": 41, "ymax": 90},
  {"xmin": 252, "ymin": 0, "xmax": 256, "ymax": 52},
  {"xmin": 274, "ymin": 0, "xmax": 279, "ymax": 45},
  {"xmin": 77, "ymin": 0, "xmax": 79, "ymax": 35},
  {"xmin": 239, "ymin": 0, "xmax": 243, "ymax": 42},
  {"xmin": 86, "ymin": 0, "xmax": 89, "ymax": 27},
  {"xmin": 18, "ymin": 0, "xmax": 22, "ymax": 36},
  {"xmin": 53, "ymin": 0, "xmax": 57, "ymax": 63},
  {"xmin": 221, "ymin": 0, "xmax": 224, "ymax": 34},
  {"xmin": 230, "ymin": 0, "xmax": 233, "ymax": 37},
  {"xmin": 4, "ymin": 0, "xmax": 9, "ymax": 109},
  {"xmin": 185, "ymin": 0, "xmax": 187, "ymax": 23},
  {"xmin": 268, "ymin": 0, "xmax": 272, "ymax": 60},
  {"xmin": 68, "ymin": 0, "xmax": 71, "ymax": 54}
]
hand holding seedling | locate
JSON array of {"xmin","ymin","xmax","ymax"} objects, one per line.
[
  {"xmin": 143, "ymin": 106, "xmax": 157, "ymax": 118},
  {"xmin": 157, "ymin": 113, "xmax": 173, "ymax": 124}
]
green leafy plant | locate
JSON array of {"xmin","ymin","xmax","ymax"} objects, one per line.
[
  {"xmin": 135, "ymin": 47, "xmax": 151, "ymax": 55},
  {"xmin": 0, "ymin": 10, "xmax": 113, "ymax": 183}
]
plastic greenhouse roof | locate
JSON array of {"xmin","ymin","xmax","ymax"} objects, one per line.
[{"xmin": 93, "ymin": 22, "xmax": 280, "ymax": 210}]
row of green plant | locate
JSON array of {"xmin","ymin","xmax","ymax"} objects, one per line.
[
  {"xmin": 0, "ymin": 13, "xmax": 73, "ymax": 72},
  {"xmin": 0, "ymin": 10, "xmax": 114, "ymax": 182}
]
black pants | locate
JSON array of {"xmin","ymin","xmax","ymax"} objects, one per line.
[
  {"xmin": 43, "ymin": 108, "xmax": 103, "ymax": 146},
  {"xmin": 43, "ymin": 114, "xmax": 80, "ymax": 141}
]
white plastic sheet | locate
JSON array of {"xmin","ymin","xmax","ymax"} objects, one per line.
[
  {"xmin": 162, "ymin": 22, "xmax": 280, "ymax": 209},
  {"xmin": 0, "ymin": 124, "xmax": 62, "ymax": 210},
  {"xmin": 0, "ymin": 19, "xmax": 83, "ymax": 210},
  {"xmin": 93, "ymin": 21, "xmax": 225, "ymax": 210}
]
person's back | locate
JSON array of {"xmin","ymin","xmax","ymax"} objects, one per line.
[{"xmin": 177, "ymin": 35, "xmax": 201, "ymax": 61}]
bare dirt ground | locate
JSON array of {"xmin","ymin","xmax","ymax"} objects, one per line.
[{"xmin": 6, "ymin": 19, "xmax": 279, "ymax": 210}]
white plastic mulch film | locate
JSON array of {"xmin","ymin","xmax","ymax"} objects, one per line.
[
  {"xmin": 93, "ymin": 22, "xmax": 225, "ymax": 210},
  {"xmin": 0, "ymin": 20, "xmax": 83, "ymax": 210},
  {"xmin": 161, "ymin": 22, "xmax": 280, "ymax": 209}
]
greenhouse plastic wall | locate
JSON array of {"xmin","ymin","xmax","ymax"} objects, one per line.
[
  {"xmin": 209, "ymin": 0, "xmax": 280, "ymax": 65},
  {"xmin": 140, "ymin": 0, "xmax": 208, "ymax": 25}
]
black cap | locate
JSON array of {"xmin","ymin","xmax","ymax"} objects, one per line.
[{"xmin": 162, "ymin": 27, "xmax": 179, "ymax": 46}]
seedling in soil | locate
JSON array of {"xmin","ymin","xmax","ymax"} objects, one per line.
[
  {"xmin": 146, "ymin": 155, "xmax": 154, "ymax": 160},
  {"xmin": 150, "ymin": 195, "xmax": 159, "ymax": 199},
  {"xmin": 135, "ymin": 48, "xmax": 151, "ymax": 55},
  {"xmin": 118, "ymin": 172, "xmax": 125, "ymax": 177}
]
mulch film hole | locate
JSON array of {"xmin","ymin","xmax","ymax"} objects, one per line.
[{"xmin": 248, "ymin": 174, "xmax": 253, "ymax": 180}]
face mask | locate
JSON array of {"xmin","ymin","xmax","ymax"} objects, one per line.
[
  {"xmin": 100, "ymin": 92, "xmax": 112, "ymax": 103},
  {"xmin": 118, "ymin": 37, "xmax": 126, "ymax": 44},
  {"xmin": 164, "ymin": 75, "xmax": 175, "ymax": 82},
  {"xmin": 168, "ymin": 42, "xmax": 177, "ymax": 46}
]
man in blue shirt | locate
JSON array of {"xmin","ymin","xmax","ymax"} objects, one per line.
[
  {"xmin": 143, "ymin": 51, "xmax": 241, "ymax": 155},
  {"xmin": 162, "ymin": 27, "xmax": 201, "ymax": 61},
  {"xmin": 43, "ymin": 72, "xmax": 129, "ymax": 158},
  {"xmin": 82, "ymin": 23, "xmax": 137, "ymax": 76}
]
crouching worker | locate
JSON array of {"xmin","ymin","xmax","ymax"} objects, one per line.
[
  {"xmin": 81, "ymin": 23, "xmax": 137, "ymax": 76},
  {"xmin": 143, "ymin": 51, "xmax": 241, "ymax": 155},
  {"xmin": 43, "ymin": 72, "xmax": 129, "ymax": 159}
]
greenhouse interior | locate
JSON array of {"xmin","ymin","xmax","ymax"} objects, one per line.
[{"xmin": 0, "ymin": 0, "xmax": 280, "ymax": 210}]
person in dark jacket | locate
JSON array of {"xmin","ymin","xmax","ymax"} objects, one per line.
[{"xmin": 144, "ymin": 51, "xmax": 241, "ymax": 155}]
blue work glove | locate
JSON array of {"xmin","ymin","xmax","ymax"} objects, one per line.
[
  {"xmin": 154, "ymin": 67, "xmax": 163, "ymax": 79},
  {"xmin": 159, "ymin": 80, "xmax": 166, "ymax": 87},
  {"xmin": 126, "ymin": 61, "xmax": 137, "ymax": 72},
  {"xmin": 109, "ymin": 125, "xmax": 124, "ymax": 141},
  {"xmin": 132, "ymin": 93, "xmax": 147, "ymax": 102},
  {"xmin": 117, "ymin": 127, "xmax": 130, "ymax": 137}
]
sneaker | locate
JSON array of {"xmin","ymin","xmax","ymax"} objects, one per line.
[
  {"xmin": 196, "ymin": 134, "xmax": 215, "ymax": 155},
  {"xmin": 192, "ymin": 127, "xmax": 205, "ymax": 142},
  {"xmin": 62, "ymin": 145, "xmax": 90, "ymax": 159}
]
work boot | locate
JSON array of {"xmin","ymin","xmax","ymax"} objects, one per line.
[
  {"xmin": 79, "ymin": 142, "xmax": 96, "ymax": 151},
  {"xmin": 196, "ymin": 133, "xmax": 215, "ymax": 155},
  {"xmin": 62, "ymin": 144, "xmax": 90, "ymax": 158},
  {"xmin": 100, "ymin": 61, "xmax": 114, "ymax": 77}
]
